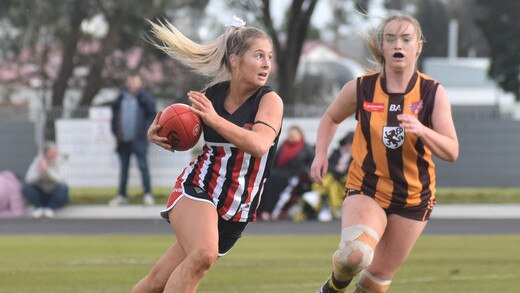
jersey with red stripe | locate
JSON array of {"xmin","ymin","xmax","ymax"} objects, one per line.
[
  {"xmin": 178, "ymin": 81, "xmax": 279, "ymax": 222},
  {"xmin": 346, "ymin": 71, "xmax": 439, "ymax": 210}
]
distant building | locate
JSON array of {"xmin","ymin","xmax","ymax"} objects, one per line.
[
  {"xmin": 423, "ymin": 57, "xmax": 516, "ymax": 119},
  {"xmin": 293, "ymin": 41, "xmax": 365, "ymax": 112},
  {"xmin": 299, "ymin": 40, "xmax": 366, "ymax": 82}
]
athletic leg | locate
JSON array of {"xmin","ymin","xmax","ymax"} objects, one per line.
[
  {"xmin": 163, "ymin": 197, "xmax": 219, "ymax": 293},
  {"xmin": 132, "ymin": 242, "xmax": 187, "ymax": 293},
  {"xmin": 319, "ymin": 194, "xmax": 387, "ymax": 293},
  {"xmin": 354, "ymin": 214, "xmax": 427, "ymax": 293}
]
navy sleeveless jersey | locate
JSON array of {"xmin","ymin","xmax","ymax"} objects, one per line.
[{"xmin": 178, "ymin": 81, "xmax": 279, "ymax": 222}]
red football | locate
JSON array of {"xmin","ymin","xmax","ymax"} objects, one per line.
[{"xmin": 158, "ymin": 103, "xmax": 202, "ymax": 151}]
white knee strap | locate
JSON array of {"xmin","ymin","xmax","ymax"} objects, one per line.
[
  {"xmin": 354, "ymin": 270, "xmax": 391, "ymax": 293},
  {"xmin": 333, "ymin": 224, "xmax": 380, "ymax": 277}
]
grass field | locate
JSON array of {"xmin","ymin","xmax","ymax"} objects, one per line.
[
  {"xmin": 69, "ymin": 187, "xmax": 520, "ymax": 205},
  {"xmin": 1, "ymin": 234, "xmax": 519, "ymax": 292}
]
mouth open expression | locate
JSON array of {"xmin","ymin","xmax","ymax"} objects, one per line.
[
  {"xmin": 258, "ymin": 71, "xmax": 269, "ymax": 81},
  {"xmin": 392, "ymin": 52, "xmax": 405, "ymax": 61}
]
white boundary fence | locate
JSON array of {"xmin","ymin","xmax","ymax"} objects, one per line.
[{"xmin": 55, "ymin": 106, "xmax": 356, "ymax": 188}]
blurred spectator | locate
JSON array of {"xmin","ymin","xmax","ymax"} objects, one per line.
[
  {"xmin": 258, "ymin": 124, "xmax": 314, "ymax": 220},
  {"xmin": 0, "ymin": 170, "xmax": 26, "ymax": 218},
  {"xmin": 297, "ymin": 131, "xmax": 354, "ymax": 222},
  {"xmin": 108, "ymin": 74, "xmax": 157, "ymax": 206},
  {"xmin": 23, "ymin": 142, "xmax": 69, "ymax": 218}
]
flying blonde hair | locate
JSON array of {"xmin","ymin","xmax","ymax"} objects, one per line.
[{"xmin": 148, "ymin": 18, "xmax": 271, "ymax": 89}]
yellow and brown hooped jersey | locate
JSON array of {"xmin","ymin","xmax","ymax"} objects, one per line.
[{"xmin": 346, "ymin": 70, "xmax": 439, "ymax": 210}]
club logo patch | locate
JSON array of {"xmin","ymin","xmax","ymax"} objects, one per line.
[
  {"xmin": 409, "ymin": 101, "xmax": 423, "ymax": 114},
  {"xmin": 383, "ymin": 126, "xmax": 404, "ymax": 149}
]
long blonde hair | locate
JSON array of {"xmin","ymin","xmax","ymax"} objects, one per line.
[
  {"xmin": 148, "ymin": 19, "xmax": 270, "ymax": 89},
  {"xmin": 364, "ymin": 12, "xmax": 425, "ymax": 71}
]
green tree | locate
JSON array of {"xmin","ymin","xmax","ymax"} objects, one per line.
[
  {"xmin": 446, "ymin": 0, "xmax": 489, "ymax": 57},
  {"xmin": 0, "ymin": 0, "xmax": 98, "ymax": 139},
  {"xmin": 78, "ymin": 0, "xmax": 210, "ymax": 107},
  {"xmin": 0, "ymin": 0, "xmax": 210, "ymax": 140},
  {"xmin": 415, "ymin": 0, "xmax": 449, "ymax": 58},
  {"xmin": 0, "ymin": 0, "xmax": 210, "ymax": 108},
  {"xmin": 51, "ymin": 0, "xmax": 94, "ymax": 107},
  {"xmin": 475, "ymin": 0, "xmax": 520, "ymax": 101}
]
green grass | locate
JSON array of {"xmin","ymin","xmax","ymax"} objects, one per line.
[
  {"xmin": 0, "ymin": 234, "xmax": 519, "ymax": 292},
  {"xmin": 435, "ymin": 187, "xmax": 520, "ymax": 204},
  {"xmin": 69, "ymin": 187, "xmax": 172, "ymax": 205},
  {"xmin": 70, "ymin": 187, "xmax": 520, "ymax": 205}
]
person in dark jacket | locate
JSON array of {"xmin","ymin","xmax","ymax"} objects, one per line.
[
  {"xmin": 109, "ymin": 74, "xmax": 157, "ymax": 206},
  {"xmin": 258, "ymin": 124, "xmax": 314, "ymax": 220}
]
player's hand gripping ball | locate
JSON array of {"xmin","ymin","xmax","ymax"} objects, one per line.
[{"xmin": 158, "ymin": 103, "xmax": 202, "ymax": 151}]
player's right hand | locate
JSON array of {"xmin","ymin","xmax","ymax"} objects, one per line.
[{"xmin": 310, "ymin": 154, "xmax": 328, "ymax": 185}]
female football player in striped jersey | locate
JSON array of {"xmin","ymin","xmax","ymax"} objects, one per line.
[
  {"xmin": 133, "ymin": 16, "xmax": 283, "ymax": 293},
  {"xmin": 312, "ymin": 12, "xmax": 458, "ymax": 293}
]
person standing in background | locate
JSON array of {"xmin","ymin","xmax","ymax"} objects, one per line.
[
  {"xmin": 23, "ymin": 142, "xmax": 69, "ymax": 218},
  {"xmin": 109, "ymin": 74, "xmax": 157, "ymax": 206}
]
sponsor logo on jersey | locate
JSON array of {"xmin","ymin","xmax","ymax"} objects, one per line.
[
  {"xmin": 383, "ymin": 126, "xmax": 404, "ymax": 149},
  {"xmin": 409, "ymin": 101, "xmax": 423, "ymax": 114},
  {"xmin": 363, "ymin": 101, "xmax": 384, "ymax": 112},
  {"xmin": 389, "ymin": 104, "xmax": 401, "ymax": 112}
]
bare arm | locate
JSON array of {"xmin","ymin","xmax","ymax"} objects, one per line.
[
  {"xmin": 397, "ymin": 85, "xmax": 459, "ymax": 162},
  {"xmin": 311, "ymin": 79, "xmax": 357, "ymax": 184},
  {"xmin": 189, "ymin": 90, "xmax": 283, "ymax": 158}
]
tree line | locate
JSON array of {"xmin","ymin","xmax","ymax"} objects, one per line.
[{"xmin": 0, "ymin": 0, "xmax": 518, "ymax": 114}]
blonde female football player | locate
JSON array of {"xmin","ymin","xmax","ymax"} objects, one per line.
[
  {"xmin": 312, "ymin": 12, "xmax": 458, "ymax": 293},
  {"xmin": 132, "ymin": 16, "xmax": 283, "ymax": 293}
]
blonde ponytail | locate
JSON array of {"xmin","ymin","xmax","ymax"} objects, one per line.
[{"xmin": 148, "ymin": 19, "xmax": 270, "ymax": 89}]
